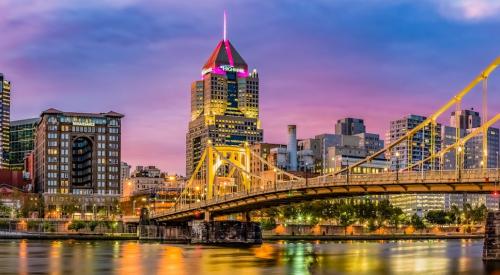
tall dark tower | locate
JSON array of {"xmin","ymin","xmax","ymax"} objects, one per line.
[
  {"xmin": 0, "ymin": 73, "xmax": 11, "ymax": 168},
  {"xmin": 186, "ymin": 12, "xmax": 263, "ymax": 177}
]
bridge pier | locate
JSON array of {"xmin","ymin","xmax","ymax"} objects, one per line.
[
  {"xmin": 190, "ymin": 220, "xmax": 262, "ymax": 245},
  {"xmin": 139, "ymin": 214, "xmax": 262, "ymax": 245},
  {"xmin": 484, "ymin": 211, "xmax": 500, "ymax": 261},
  {"xmin": 204, "ymin": 210, "xmax": 213, "ymax": 222}
]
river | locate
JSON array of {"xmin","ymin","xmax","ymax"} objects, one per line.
[{"xmin": 0, "ymin": 239, "xmax": 497, "ymax": 274}]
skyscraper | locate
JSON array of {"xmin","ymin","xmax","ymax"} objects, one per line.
[
  {"xmin": 10, "ymin": 118, "xmax": 39, "ymax": 170},
  {"xmin": 388, "ymin": 114, "xmax": 443, "ymax": 216},
  {"xmin": 444, "ymin": 109, "xmax": 499, "ymax": 210},
  {"xmin": 450, "ymin": 109, "xmax": 481, "ymax": 130},
  {"xmin": 0, "ymin": 74, "xmax": 11, "ymax": 168},
  {"xmin": 388, "ymin": 114, "xmax": 441, "ymax": 171},
  {"xmin": 335, "ymin": 118, "xmax": 366, "ymax": 136},
  {"xmin": 34, "ymin": 109, "xmax": 124, "ymax": 218},
  {"xmin": 186, "ymin": 13, "xmax": 263, "ymax": 177}
]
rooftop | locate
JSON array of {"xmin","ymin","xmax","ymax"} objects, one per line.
[{"xmin": 41, "ymin": 108, "xmax": 124, "ymax": 118}]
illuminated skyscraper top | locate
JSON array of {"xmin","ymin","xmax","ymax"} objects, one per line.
[{"xmin": 186, "ymin": 12, "xmax": 263, "ymax": 176}]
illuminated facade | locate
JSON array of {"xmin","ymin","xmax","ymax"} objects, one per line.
[
  {"xmin": 186, "ymin": 18, "xmax": 263, "ymax": 177},
  {"xmin": 0, "ymin": 74, "xmax": 11, "ymax": 168},
  {"xmin": 9, "ymin": 118, "xmax": 39, "ymax": 170},
  {"xmin": 34, "ymin": 109, "xmax": 124, "ymax": 218},
  {"xmin": 388, "ymin": 114, "xmax": 444, "ymax": 216}
]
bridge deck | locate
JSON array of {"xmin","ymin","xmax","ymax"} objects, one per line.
[{"xmin": 153, "ymin": 169, "xmax": 500, "ymax": 222}]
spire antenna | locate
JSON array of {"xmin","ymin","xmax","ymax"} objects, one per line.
[{"xmin": 223, "ymin": 10, "xmax": 227, "ymax": 41}]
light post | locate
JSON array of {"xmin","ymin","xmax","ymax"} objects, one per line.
[
  {"xmin": 273, "ymin": 168, "xmax": 277, "ymax": 190},
  {"xmin": 132, "ymin": 199, "xmax": 136, "ymax": 216},
  {"xmin": 305, "ymin": 163, "xmax": 310, "ymax": 187},
  {"xmin": 457, "ymin": 146, "xmax": 463, "ymax": 181},
  {"xmin": 497, "ymin": 151, "xmax": 499, "ymax": 186},
  {"xmin": 92, "ymin": 204, "xmax": 96, "ymax": 220},
  {"xmin": 395, "ymin": 152, "xmax": 400, "ymax": 183},
  {"xmin": 346, "ymin": 159, "xmax": 350, "ymax": 185}
]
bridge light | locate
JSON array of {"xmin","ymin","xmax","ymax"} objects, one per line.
[
  {"xmin": 395, "ymin": 152, "xmax": 400, "ymax": 157},
  {"xmin": 457, "ymin": 146, "xmax": 462, "ymax": 152},
  {"xmin": 494, "ymin": 191, "xmax": 498, "ymax": 197}
]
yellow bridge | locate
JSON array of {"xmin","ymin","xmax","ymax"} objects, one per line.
[{"xmin": 152, "ymin": 56, "xmax": 500, "ymax": 223}]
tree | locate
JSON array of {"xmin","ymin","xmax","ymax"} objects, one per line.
[
  {"xmin": 462, "ymin": 203, "xmax": 473, "ymax": 225},
  {"xmin": 471, "ymin": 204, "xmax": 488, "ymax": 224},
  {"xmin": 261, "ymin": 218, "xmax": 277, "ymax": 230},
  {"xmin": 88, "ymin": 221, "xmax": 99, "ymax": 232},
  {"xmin": 425, "ymin": 210, "xmax": 448, "ymax": 225},
  {"xmin": 410, "ymin": 214, "xmax": 426, "ymax": 233},
  {"xmin": 0, "ymin": 203, "xmax": 11, "ymax": 218},
  {"xmin": 388, "ymin": 207, "xmax": 405, "ymax": 232},
  {"xmin": 68, "ymin": 220, "xmax": 86, "ymax": 232},
  {"xmin": 450, "ymin": 205, "xmax": 461, "ymax": 224},
  {"xmin": 338, "ymin": 203, "xmax": 356, "ymax": 235}
]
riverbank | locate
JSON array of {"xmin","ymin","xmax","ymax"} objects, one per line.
[
  {"xmin": 0, "ymin": 231, "xmax": 484, "ymax": 241},
  {"xmin": 0, "ymin": 231, "xmax": 138, "ymax": 240},
  {"xmin": 263, "ymin": 234, "xmax": 484, "ymax": 241}
]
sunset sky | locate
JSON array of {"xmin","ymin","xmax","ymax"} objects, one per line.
[{"xmin": 1, "ymin": 0, "xmax": 499, "ymax": 174}]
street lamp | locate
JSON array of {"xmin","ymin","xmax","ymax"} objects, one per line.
[
  {"xmin": 305, "ymin": 163, "xmax": 310, "ymax": 186},
  {"xmin": 395, "ymin": 152, "xmax": 400, "ymax": 183},
  {"xmin": 273, "ymin": 168, "xmax": 277, "ymax": 190},
  {"xmin": 132, "ymin": 199, "xmax": 136, "ymax": 216},
  {"xmin": 346, "ymin": 159, "xmax": 350, "ymax": 184},
  {"xmin": 457, "ymin": 146, "xmax": 463, "ymax": 181}
]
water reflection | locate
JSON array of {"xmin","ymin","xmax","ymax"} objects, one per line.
[{"xmin": 0, "ymin": 239, "xmax": 492, "ymax": 274}]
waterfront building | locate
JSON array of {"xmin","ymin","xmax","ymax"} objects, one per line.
[
  {"xmin": 9, "ymin": 118, "xmax": 39, "ymax": 170},
  {"xmin": 463, "ymin": 127, "xmax": 499, "ymax": 169},
  {"xmin": 250, "ymin": 143, "xmax": 283, "ymax": 174},
  {"xmin": 450, "ymin": 108, "xmax": 481, "ymax": 130},
  {"xmin": 388, "ymin": 114, "xmax": 441, "ymax": 170},
  {"xmin": 335, "ymin": 118, "xmax": 366, "ymax": 135},
  {"xmin": 388, "ymin": 114, "xmax": 444, "ymax": 216},
  {"xmin": 354, "ymin": 132, "xmax": 384, "ymax": 155},
  {"xmin": 185, "ymin": 16, "xmax": 263, "ymax": 177},
  {"xmin": 267, "ymin": 124, "xmax": 386, "ymax": 175},
  {"xmin": 121, "ymin": 165, "xmax": 184, "ymax": 200},
  {"xmin": 326, "ymin": 146, "xmax": 387, "ymax": 174},
  {"xmin": 0, "ymin": 74, "xmax": 11, "ymax": 168},
  {"xmin": 443, "ymin": 110, "xmax": 499, "ymax": 210},
  {"xmin": 34, "ymin": 108, "xmax": 124, "ymax": 218},
  {"xmin": 120, "ymin": 161, "xmax": 131, "ymax": 195},
  {"xmin": 441, "ymin": 125, "xmax": 466, "ymax": 170}
]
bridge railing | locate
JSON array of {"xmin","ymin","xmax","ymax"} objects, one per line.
[{"xmin": 152, "ymin": 168, "xmax": 499, "ymax": 219}]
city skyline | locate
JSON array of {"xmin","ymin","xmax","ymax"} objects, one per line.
[{"xmin": 2, "ymin": 1, "xmax": 500, "ymax": 174}]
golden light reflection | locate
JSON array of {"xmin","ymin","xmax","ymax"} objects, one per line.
[
  {"xmin": 116, "ymin": 242, "xmax": 143, "ymax": 274},
  {"xmin": 49, "ymin": 241, "xmax": 62, "ymax": 274},
  {"xmin": 18, "ymin": 239, "xmax": 27, "ymax": 275},
  {"xmin": 252, "ymin": 243, "xmax": 275, "ymax": 259},
  {"xmin": 157, "ymin": 246, "xmax": 187, "ymax": 275}
]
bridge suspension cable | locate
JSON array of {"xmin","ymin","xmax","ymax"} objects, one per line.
[
  {"xmin": 328, "ymin": 56, "xmax": 500, "ymax": 176},
  {"xmin": 402, "ymin": 114, "xmax": 500, "ymax": 172}
]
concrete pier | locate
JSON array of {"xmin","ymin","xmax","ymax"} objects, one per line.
[
  {"xmin": 190, "ymin": 220, "xmax": 262, "ymax": 245},
  {"xmin": 138, "ymin": 221, "xmax": 262, "ymax": 245},
  {"xmin": 483, "ymin": 211, "xmax": 500, "ymax": 261}
]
